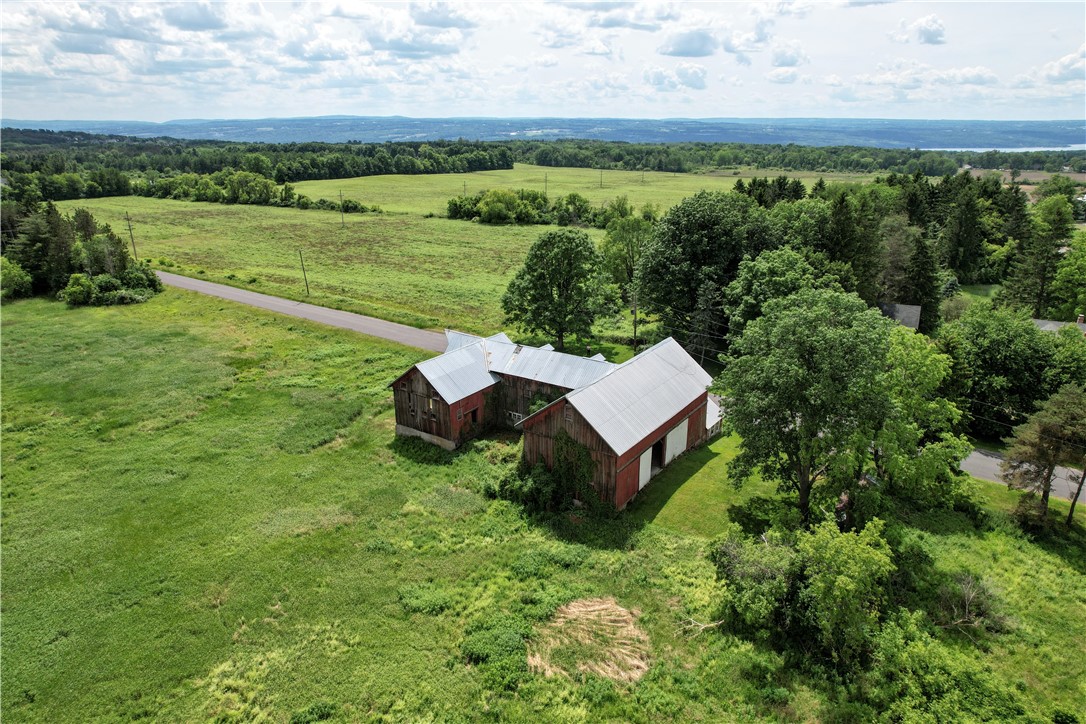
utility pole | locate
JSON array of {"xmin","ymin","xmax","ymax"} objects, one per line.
[
  {"xmin": 631, "ymin": 288, "xmax": 638, "ymax": 353},
  {"xmin": 125, "ymin": 211, "xmax": 138, "ymax": 259},
  {"xmin": 299, "ymin": 249, "xmax": 310, "ymax": 295},
  {"xmin": 339, "ymin": 190, "xmax": 345, "ymax": 228},
  {"xmin": 599, "ymin": 169, "xmax": 603, "ymax": 189},
  {"xmin": 544, "ymin": 173, "xmax": 548, "ymax": 197}
]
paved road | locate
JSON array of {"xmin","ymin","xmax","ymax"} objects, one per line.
[
  {"xmin": 961, "ymin": 449, "xmax": 1081, "ymax": 502},
  {"xmin": 157, "ymin": 272, "xmax": 447, "ymax": 353}
]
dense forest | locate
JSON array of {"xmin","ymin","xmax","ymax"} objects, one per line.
[{"xmin": 2, "ymin": 128, "xmax": 1084, "ymax": 206}]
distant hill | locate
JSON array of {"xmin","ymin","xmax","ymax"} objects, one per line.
[{"xmin": 3, "ymin": 116, "xmax": 1083, "ymax": 150}]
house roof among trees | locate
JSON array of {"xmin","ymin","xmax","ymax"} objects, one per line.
[{"xmin": 877, "ymin": 303, "xmax": 921, "ymax": 330}]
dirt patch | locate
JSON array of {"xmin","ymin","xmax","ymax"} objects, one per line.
[{"xmin": 527, "ymin": 597, "xmax": 650, "ymax": 684}]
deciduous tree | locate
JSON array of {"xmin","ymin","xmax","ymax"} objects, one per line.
[
  {"xmin": 718, "ymin": 288, "xmax": 893, "ymax": 525},
  {"xmin": 501, "ymin": 229, "xmax": 616, "ymax": 351}
]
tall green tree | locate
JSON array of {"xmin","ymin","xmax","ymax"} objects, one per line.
[
  {"xmin": 599, "ymin": 215, "xmax": 652, "ymax": 294},
  {"xmin": 941, "ymin": 185, "xmax": 985, "ymax": 283},
  {"xmin": 637, "ymin": 191, "xmax": 769, "ymax": 341},
  {"xmin": 722, "ymin": 247, "xmax": 843, "ymax": 343},
  {"xmin": 718, "ymin": 288, "xmax": 893, "ymax": 525},
  {"xmin": 1049, "ymin": 231, "xmax": 1086, "ymax": 321},
  {"xmin": 501, "ymin": 229, "xmax": 616, "ymax": 351},
  {"xmin": 904, "ymin": 235, "xmax": 941, "ymax": 335},
  {"xmin": 1003, "ymin": 195, "xmax": 1073, "ymax": 317},
  {"xmin": 1001, "ymin": 384, "xmax": 1086, "ymax": 518}
]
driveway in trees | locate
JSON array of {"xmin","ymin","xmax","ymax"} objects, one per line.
[
  {"xmin": 961, "ymin": 449, "xmax": 1080, "ymax": 502},
  {"xmin": 156, "ymin": 272, "xmax": 447, "ymax": 353}
]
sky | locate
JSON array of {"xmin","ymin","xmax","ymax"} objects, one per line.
[{"xmin": 2, "ymin": 1, "xmax": 1084, "ymax": 122}]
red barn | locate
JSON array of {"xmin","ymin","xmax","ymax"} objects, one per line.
[{"xmin": 517, "ymin": 338, "xmax": 718, "ymax": 509}]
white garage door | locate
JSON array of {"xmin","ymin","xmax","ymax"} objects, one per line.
[
  {"xmin": 664, "ymin": 419, "xmax": 689, "ymax": 465},
  {"xmin": 638, "ymin": 448, "xmax": 652, "ymax": 490}
]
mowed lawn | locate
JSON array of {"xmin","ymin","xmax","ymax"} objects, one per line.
[{"xmin": 3, "ymin": 293, "xmax": 1084, "ymax": 720}]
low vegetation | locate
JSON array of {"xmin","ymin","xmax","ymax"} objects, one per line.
[{"xmin": 2, "ymin": 292, "xmax": 1084, "ymax": 721}]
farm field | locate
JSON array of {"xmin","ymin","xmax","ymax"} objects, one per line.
[
  {"xmin": 56, "ymin": 196, "xmax": 560, "ymax": 334},
  {"xmin": 292, "ymin": 163, "xmax": 878, "ymax": 216},
  {"xmin": 57, "ymin": 165, "xmax": 878, "ymax": 337},
  {"xmin": 3, "ymin": 292, "xmax": 1084, "ymax": 721}
]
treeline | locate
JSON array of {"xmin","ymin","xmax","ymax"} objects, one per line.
[
  {"xmin": 0, "ymin": 128, "xmax": 514, "ymax": 203},
  {"xmin": 0, "ymin": 203, "xmax": 161, "ymax": 306},
  {"xmin": 505, "ymin": 139, "xmax": 1085, "ymax": 175},
  {"xmin": 447, "ymin": 188, "xmax": 654, "ymax": 229},
  {"xmin": 3, "ymin": 128, "xmax": 1084, "ymax": 207}
]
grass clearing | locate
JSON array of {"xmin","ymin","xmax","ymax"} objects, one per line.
[
  {"xmin": 56, "ymin": 165, "xmax": 877, "ymax": 338},
  {"xmin": 293, "ymin": 163, "xmax": 877, "ymax": 217},
  {"xmin": 3, "ymin": 292, "xmax": 1084, "ymax": 721}
]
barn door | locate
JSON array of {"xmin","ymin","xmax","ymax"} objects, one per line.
[
  {"xmin": 664, "ymin": 419, "xmax": 689, "ymax": 465},
  {"xmin": 638, "ymin": 449, "xmax": 652, "ymax": 490}
]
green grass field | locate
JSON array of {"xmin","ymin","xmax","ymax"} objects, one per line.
[
  {"xmin": 56, "ymin": 196, "xmax": 557, "ymax": 335},
  {"xmin": 291, "ymin": 164, "xmax": 875, "ymax": 217},
  {"xmin": 55, "ymin": 164, "xmax": 876, "ymax": 339},
  {"xmin": 3, "ymin": 293, "xmax": 1084, "ymax": 721}
]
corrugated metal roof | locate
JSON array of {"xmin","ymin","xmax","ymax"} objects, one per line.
[
  {"xmin": 445, "ymin": 329, "xmax": 482, "ymax": 352},
  {"xmin": 416, "ymin": 342, "xmax": 499, "ymax": 403},
  {"xmin": 565, "ymin": 338, "xmax": 711, "ymax": 455},
  {"xmin": 498, "ymin": 344, "xmax": 614, "ymax": 389},
  {"xmin": 418, "ymin": 330, "xmax": 615, "ymax": 403}
]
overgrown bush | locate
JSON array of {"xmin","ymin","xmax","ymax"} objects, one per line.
[
  {"xmin": 59, "ymin": 273, "xmax": 94, "ymax": 306},
  {"xmin": 398, "ymin": 583, "xmax": 453, "ymax": 615},
  {"xmin": 0, "ymin": 257, "xmax": 33, "ymax": 301},
  {"xmin": 498, "ymin": 431, "xmax": 603, "ymax": 514},
  {"xmin": 460, "ymin": 613, "xmax": 533, "ymax": 690}
]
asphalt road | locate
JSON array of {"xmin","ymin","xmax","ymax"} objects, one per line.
[
  {"xmin": 961, "ymin": 449, "xmax": 1081, "ymax": 502},
  {"xmin": 156, "ymin": 272, "xmax": 447, "ymax": 353}
]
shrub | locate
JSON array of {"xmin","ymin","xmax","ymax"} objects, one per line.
[
  {"xmin": 91, "ymin": 274, "xmax": 122, "ymax": 300},
  {"xmin": 709, "ymin": 529, "xmax": 798, "ymax": 636},
  {"xmin": 289, "ymin": 701, "xmax": 337, "ymax": 724},
  {"xmin": 59, "ymin": 273, "xmax": 95, "ymax": 306},
  {"xmin": 1, "ymin": 257, "xmax": 33, "ymax": 301},
  {"xmin": 460, "ymin": 612, "xmax": 533, "ymax": 689},
  {"xmin": 398, "ymin": 583, "xmax": 452, "ymax": 615}
]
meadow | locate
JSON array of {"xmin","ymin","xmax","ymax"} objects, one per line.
[
  {"xmin": 55, "ymin": 164, "xmax": 875, "ymax": 337},
  {"xmin": 3, "ymin": 292, "xmax": 1084, "ymax": 721}
]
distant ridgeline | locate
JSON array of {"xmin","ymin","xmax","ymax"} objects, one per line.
[{"xmin": 0, "ymin": 127, "xmax": 1084, "ymax": 206}]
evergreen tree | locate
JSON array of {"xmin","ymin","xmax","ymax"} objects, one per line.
[
  {"xmin": 905, "ymin": 236, "xmax": 941, "ymax": 334},
  {"xmin": 941, "ymin": 186, "xmax": 984, "ymax": 283},
  {"xmin": 1003, "ymin": 196, "xmax": 1072, "ymax": 317}
]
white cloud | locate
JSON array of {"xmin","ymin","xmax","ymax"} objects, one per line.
[
  {"xmin": 771, "ymin": 40, "xmax": 808, "ymax": 67},
  {"xmin": 675, "ymin": 62, "xmax": 708, "ymax": 89},
  {"xmin": 892, "ymin": 14, "xmax": 946, "ymax": 45},
  {"xmin": 410, "ymin": 2, "xmax": 478, "ymax": 29},
  {"xmin": 767, "ymin": 67, "xmax": 799, "ymax": 84},
  {"xmin": 658, "ymin": 30, "xmax": 717, "ymax": 57},
  {"xmin": 643, "ymin": 62, "xmax": 707, "ymax": 91},
  {"xmin": 1041, "ymin": 44, "xmax": 1085, "ymax": 83}
]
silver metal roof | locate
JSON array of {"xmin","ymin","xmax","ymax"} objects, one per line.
[
  {"xmin": 419, "ymin": 331, "xmax": 615, "ymax": 403},
  {"xmin": 445, "ymin": 329, "xmax": 481, "ymax": 352},
  {"xmin": 564, "ymin": 338, "xmax": 711, "ymax": 456},
  {"xmin": 498, "ymin": 344, "xmax": 614, "ymax": 389},
  {"xmin": 416, "ymin": 342, "xmax": 499, "ymax": 403}
]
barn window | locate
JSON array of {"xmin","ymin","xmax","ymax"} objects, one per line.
[
  {"xmin": 564, "ymin": 406, "xmax": 573, "ymax": 422},
  {"xmin": 457, "ymin": 408, "xmax": 464, "ymax": 421},
  {"xmin": 428, "ymin": 398, "xmax": 434, "ymax": 411},
  {"xmin": 399, "ymin": 381, "xmax": 407, "ymax": 390},
  {"xmin": 509, "ymin": 411, "xmax": 523, "ymax": 423}
]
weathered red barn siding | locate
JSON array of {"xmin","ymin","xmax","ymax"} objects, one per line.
[
  {"xmin": 392, "ymin": 367, "xmax": 496, "ymax": 447},
  {"xmin": 497, "ymin": 377, "xmax": 572, "ymax": 427},
  {"xmin": 522, "ymin": 393, "xmax": 710, "ymax": 510},
  {"xmin": 521, "ymin": 399, "xmax": 621, "ymax": 505}
]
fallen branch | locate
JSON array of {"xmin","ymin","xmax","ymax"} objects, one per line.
[{"xmin": 679, "ymin": 617, "xmax": 726, "ymax": 637}]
